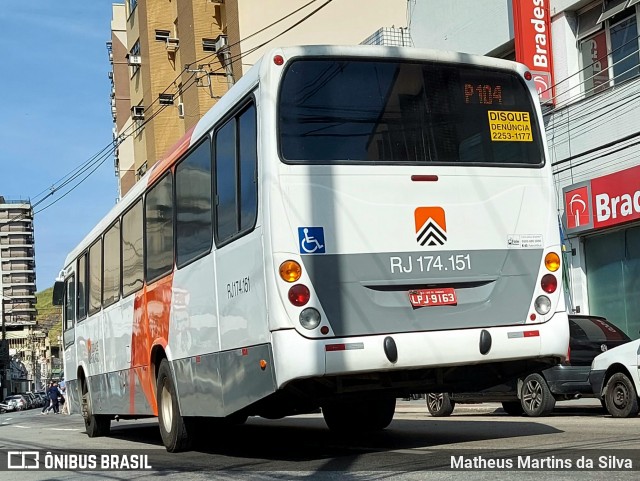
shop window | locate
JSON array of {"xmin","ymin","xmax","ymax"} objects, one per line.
[{"xmin": 578, "ymin": 1, "xmax": 640, "ymax": 97}]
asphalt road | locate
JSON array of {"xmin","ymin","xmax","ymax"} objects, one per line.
[{"xmin": 1, "ymin": 399, "xmax": 639, "ymax": 480}]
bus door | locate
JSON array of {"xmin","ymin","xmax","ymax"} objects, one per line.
[
  {"xmin": 53, "ymin": 270, "xmax": 77, "ymax": 408},
  {"xmin": 212, "ymin": 101, "xmax": 274, "ymax": 413}
]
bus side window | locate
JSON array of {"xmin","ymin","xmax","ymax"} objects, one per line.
[
  {"xmin": 64, "ymin": 275, "xmax": 76, "ymax": 331},
  {"xmin": 77, "ymin": 253, "xmax": 87, "ymax": 321}
]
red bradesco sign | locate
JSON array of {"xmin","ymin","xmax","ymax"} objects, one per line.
[
  {"xmin": 592, "ymin": 165, "xmax": 640, "ymax": 229},
  {"xmin": 563, "ymin": 164, "xmax": 640, "ymax": 234},
  {"xmin": 512, "ymin": 0, "xmax": 555, "ymax": 104}
]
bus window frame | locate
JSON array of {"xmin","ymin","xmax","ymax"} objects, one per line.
[
  {"xmin": 143, "ymin": 171, "xmax": 175, "ymax": 285},
  {"xmin": 76, "ymin": 252, "xmax": 88, "ymax": 323},
  {"xmin": 63, "ymin": 273, "xmax": 76, "ymax": 349},
  {"xmin": 87, "ymin": 237, "xmax": 103, "ymax": 317},
  {"xmin": 102, "ymin": 218, "xmax": 122, "ymax": 309},
  {"xmin": 121, "ymin": 197, "xmax": 144, "ymax": 298},
  {"xmin": 175, "ymin": 135, "xmax": 214, "ymax": 270},
  {"xmin": 212, "ymin": 96, "xmax": 259, "ymax": 249}
]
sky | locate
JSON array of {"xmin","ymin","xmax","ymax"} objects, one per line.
[{"xmin": 0, "ymin": 2, "xmax": 117, "ymax": 291}]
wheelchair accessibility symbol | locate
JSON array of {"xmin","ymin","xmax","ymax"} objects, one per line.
[{"xmin": 298, "ymin": 227, "xmax": 326, "ymax": 254}]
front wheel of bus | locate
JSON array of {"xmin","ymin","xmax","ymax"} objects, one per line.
[
  {"xmin": 157, "ymin": 359, "xmax": 192, "ymax": 452},
  {"xmin": 322, "ymin": 397, "xmax": 395, "ymax": 432}
]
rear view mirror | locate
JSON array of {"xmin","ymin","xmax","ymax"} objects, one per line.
[{"xmin": 52, "ymin": 280, "xmax": 64, "ymax": 306}]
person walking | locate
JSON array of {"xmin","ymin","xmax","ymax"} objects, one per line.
[
  {"xmin": 58, "ymin": 379, "xmax": 68, "ymax": 415},
  {"xmin": 41, "ymin": 382, "xmax": 54, "ymax": 414},
  {"xmin": 45, "ymin": 382, "xmax": 61, "ymax": 414}
]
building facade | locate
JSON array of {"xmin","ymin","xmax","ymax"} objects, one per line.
[
  {"xmin": 109, "ymin": 0, "xmax": 408, "ymax": 196},
  {"xmin": 410, "ymin": 0, "xmax": 640, "ymax": 338},
  {"xmin": 0, "ymin": 197, "xmax": 46, "ymax": 397}
]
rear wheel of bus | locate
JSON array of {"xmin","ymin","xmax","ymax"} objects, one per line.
[
  {"xmin": 81, "ymin": 378, "xmax": 110, "ymax": 437},
  {"xmin": 157, "ymin": 359, "xmax": 192, "ymax": 452},
  {"xmin": 322, "ymin": 396, "xmax": 396, "ymax": 432}
]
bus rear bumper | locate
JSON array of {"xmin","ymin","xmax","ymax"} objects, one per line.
[{"xmin": 272, "ymin": 311, "xmax": 569, "ymax": 387}]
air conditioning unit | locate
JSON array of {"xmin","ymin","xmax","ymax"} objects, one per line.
[
  {"xmin": 131, "ymin": 106, "xmax": 145, "ymax": 120},
  {"xmin": 166, "ymin": 38, "xmax": 179, "ymax": 52},
  {"xmin": 213, "ymin": 35, "xmax": 228, "ymax": 52},
  {"xmin": 207, "ymin": 0, "xmax": 224, "ymax": 4},
  {"xmin": 128, "ymin": 55, "xmax": 141, "ymax": 66},
  {"xmin": 177, "ymin": 102, "xmax": 185, "ymax": 118}
]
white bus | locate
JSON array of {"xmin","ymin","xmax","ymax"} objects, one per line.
[{"xmin": 53, "ymin": 45, "xmax": 569, "ymax": 452}]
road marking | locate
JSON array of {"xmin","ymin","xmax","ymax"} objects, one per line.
[{"xmin": 12, "ymin": 425, "xmax": 30, "ymax": 429}]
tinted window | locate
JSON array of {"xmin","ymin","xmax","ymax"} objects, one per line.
[
  {"xmin": 145, "ymin": 174, "xmax": 174, "ymax": 282},
  {"xmin": 279, "ymin": 59, "xmax": 543, "ymax": 165},
  {"xmin": 176, "ymin": 139, "xmax": 212, "ymax": 267},
  {"xmin": 570, "ymin": 317, "xmax": 631, "ymax": 343},
  {"xmin": 103, "ymin": 221, "xmax": 121, "ymax": 306},
  {"xmin": 88, "ymin": 240, "xmax": 102, "ymax": 314},
  {"xmin": 77, "ymin": 254, "xmax": 87, "ymax": 320},
  {"xmin": 122, "ymin": 200, "xmax": 144, "ymax": 297},
  {"xmin": 215, "ymin": 119, "xmax": 237, "ymax": 242},
  {"xmin": 64, "ymin": 276, "xmax": 75, "ymax": 330},
  {"xmin": 239, "ymin": 104, "xmax": 258, "ymax": 231}
]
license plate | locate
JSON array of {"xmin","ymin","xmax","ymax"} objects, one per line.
[{"xmin": 408, "ymin": 288, "xmax": 457, "ymax": 307}]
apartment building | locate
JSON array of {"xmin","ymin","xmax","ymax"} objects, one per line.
[
  {"xmin": 109, "ymin": 0, "xmax": 408, "ymax": 196},
  {"xmin": 410, "ymin": 0, "xmax": 640, "ymax": 338},
  {"xmin": 0, "ymin": 197, "xmax": 44, "ymax": 396}
]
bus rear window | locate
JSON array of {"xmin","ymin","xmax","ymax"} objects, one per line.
[{"xmin": 278, "ymin": 59, "xmax": 544, "ymax": 166}]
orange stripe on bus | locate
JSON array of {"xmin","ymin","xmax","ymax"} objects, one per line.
[{"xmin": 131, "ymin": 273, "xmax": 174, "ymax": 415}]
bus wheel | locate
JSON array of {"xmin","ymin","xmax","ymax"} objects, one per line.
[
  {"xmin": 426, "ymin": 393, "xmax": 455, "ymax": 417},
  {"xmin": 322, "ymin": 397, "xmax": 396, "ymax": 432},
  {"xmin": 157, "ymin": 359, "xmax": 192, "ymax": 452},
  {"xmin": 520, "ymin": 373, "xmax": 556, "ymax": 417},
  {"xmin": 82, "ymin": 390, "xmax": 110, "ymax": 437},
  {"xmin": 604, "ymin": 372, "xmax": 639, "ymax": 418}
]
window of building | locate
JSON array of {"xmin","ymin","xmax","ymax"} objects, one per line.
[
  {"xmin": 129, "ymin": 40, "xmax": 141, "ymax": 77},
  {"xmin": 214, "ymin": 102, "xmax": 258, "ymax": 245},
  {"xmin": 128, "ymin": 0, "xmax": 138, "ymax": 15},
  {"xmin": 145, "ymin": 173, "xmax": 174, "ymax": 282},
  {"xmin": 103, "ymin": 220, "xmax": 121, "ymax": 307},
  {"xmin": 579, "ymin": 1, "xmax": 640, "ymax": 97},
  {"xmin": 122, "ymin": 199, "xmax": 144, "ymax": 297},
  {"xmin": 176, "ymin": 139, "xmax": 212, "ymax": 268},
  {"xmin": 77, "ymin": 253, "xmax": 87, "ymax": 321},
  {"xmin": 155, "ymin": 30, "xmax": 171, "ymax": 42},
  {"xmin": 88, "ymin": 239, "xmax": 102, "ymax": 315}
]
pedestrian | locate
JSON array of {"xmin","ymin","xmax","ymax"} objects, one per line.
[
  {"xmin": 45, "ymin": 382, "xmax": 61, "ymax": 414},
  {"xmin": 41, "ymin": 382, "xmax": 54, "ymax": 414},
  {"xmin": 59, "ymin": 379, "xmax": 68, "ymax": 415}
]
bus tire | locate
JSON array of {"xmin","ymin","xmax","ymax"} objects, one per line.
[
  {"xmin": 322, "ymin": 397, "xmax": 395, "ymax": 432},
  {"xmin": 426, "ymin": 393, "xmax": 455, "ymax": 417},
  {"xmin": 604, "ymin": 372, "xmax": 639, "ymax": 418},
  {"xmin": 157, "ymin": 359, "xmax": 192, "ymax": 452},
  {"xmin": 82, "ymin": 391, "xmax": 110, "ymax": 437},
  {"xmin": 520, "ymin": 373, "xmax": 555, "ymax": 417}
]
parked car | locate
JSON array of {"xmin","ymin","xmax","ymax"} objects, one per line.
[
  {"xmin": 3, "ymin": 395, "xmax": 27, "ymax": 411},
  {"xmin": 590, "ymin": 338, "xmax": 640, "ymax": 418},
  {"xmin": 426, "ymin": 315, "xmax": 631, "ymax": 417},
  {"xmin": 0, "ymin": 402, "xmax": 16, "ymax": 413}
]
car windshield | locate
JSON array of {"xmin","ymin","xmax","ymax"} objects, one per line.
[{"xmin": 570, "ymin": 317, "xmax": 631, "ymax": 342}]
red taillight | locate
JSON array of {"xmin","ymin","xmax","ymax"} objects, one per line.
[
  {"xmin": 288, "ymin": 284, "xmax": 310, "ymax": 306},
  {"xmin": 541, "ymin": 274, "xmax": 557, "ymax": 293}
]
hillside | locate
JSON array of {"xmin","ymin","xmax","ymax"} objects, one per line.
[{"xmin": 35, "ymin": 286, "xmax": 62, "ymax": 343}]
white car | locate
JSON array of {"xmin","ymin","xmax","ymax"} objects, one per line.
[{"xmin": 590, "ymin": 339, "xmax": 640, "ymax": 418}]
